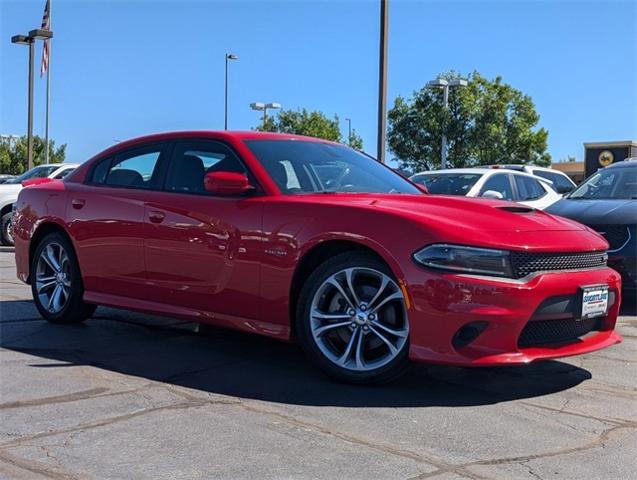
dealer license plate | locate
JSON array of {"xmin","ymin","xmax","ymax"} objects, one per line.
[{"xmin": 580, "ymin": 285, "xmax": 609, "ymax": 320}]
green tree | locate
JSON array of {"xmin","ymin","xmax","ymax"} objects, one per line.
[
  {"xmin": 255, "ymin": 108, "xmax": 363, "ymax": 150},
  {"xmin": 347, "ymin": 130, "xmax": 364, "ymax": 150},
  {"xmin": 0, "ymin": 136, "xmax": 67, "ymax": 175},
  {"xmin": 387, "ymin": 71, "xmax": 550, "ymax": 172}
]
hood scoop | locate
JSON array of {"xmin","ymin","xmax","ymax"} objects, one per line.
[{"xmin": 495, "ymin": 205, "xmax": 536, "ymax": 214}]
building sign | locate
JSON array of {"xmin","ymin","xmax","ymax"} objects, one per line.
[
  {"xmin": 584, "ymin": 141, "xmax": 637, "ymax": 176},
  {"xmin": 598, "ymin": 150, "xmax": 614, "ymax": 167}
]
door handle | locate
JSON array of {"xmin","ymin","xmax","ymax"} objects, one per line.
[
  {"xmin": 148, "ymin": 211, "xmax": 165, "ymax": 224},
  {"xmin": 71, "ymin": 198, "xmax": 85, "ymax": 209}
]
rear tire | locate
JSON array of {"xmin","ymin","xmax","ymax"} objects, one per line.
[
  {"xmin": 296, "ymin": 252, "xmax": 410, "ymax": 384},
  {"xmin": 1, "ymin": 212, "xmax": 14, "ymax": 246},
  {"xmin": 30, "ymin": 232, "xmax": 96, "ymax": 324}
]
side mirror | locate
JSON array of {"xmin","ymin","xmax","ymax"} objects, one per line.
[
  {"xmin": 204, "ymin": 171, "xmax": 254, "ymax": 196},
  {"xmin": 481, "ymin": 190, "xmax": 504, "ymax": 200},
  {"xmin": 556, "ymin": 185, "xmax": 574, "ymax": 194}
]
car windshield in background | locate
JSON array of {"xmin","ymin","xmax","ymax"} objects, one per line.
[
  {"xmin": 4, "ymin": 165, "xmax": 59, "ymax": 184},
  {"xmin": 244, "ymin": 140, "xmax": 421, "ymax": 195},
  {"xmin": 568, "ymin": 167, "xmax": 637, "ymax": 200},
  {"xmin": 411, "ymin": 173, "xmax": 482, "ymax": 195}
]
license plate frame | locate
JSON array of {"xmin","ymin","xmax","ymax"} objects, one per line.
[{"xmin": 578, "ymin": 284, "xmax": 610, "ymax": 320}]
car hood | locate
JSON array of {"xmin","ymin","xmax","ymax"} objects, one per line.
[
  {"xmin": 297, "ymin": 194, "xmax": 587, "ymax": 233},
  {"xmin": 547, "ymin": 199, "xmax": 637, "ymax": 225}
]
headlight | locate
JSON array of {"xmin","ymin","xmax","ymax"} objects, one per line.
[{"xmin": 413, "ymin": 244, "xmax": 513, "ymax": 278}]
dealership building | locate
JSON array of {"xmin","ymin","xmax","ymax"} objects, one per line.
[{"xmin": 552, "ymin": 140, "xmax": 637, "ymax": 184}]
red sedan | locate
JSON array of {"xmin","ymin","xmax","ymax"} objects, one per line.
[{"xmin": 13, "ymin": 131, "xmax": 622, "ymax": 383}]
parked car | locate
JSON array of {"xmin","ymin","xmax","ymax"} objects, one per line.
[
  {"xmin": 547, "ymin": 159, "xmax": 637, "ymax": 297},
  {"xmin": 13, "ymin": 132, "xmax": 621, "ymax": 383},
  {"xmin": 1, "ymin": 163, "xmax": 78, "ymax": 245},
  {"xmin": 0, "ymin": 174, "xmax": 16, "ymax": 184},
  {"xmin": 410, "ymin": 168, "xmax": 561, "ymax": 210},
  {"xmin": 487, "ymin": 164, "xmax": 577, "ymax": 195}
]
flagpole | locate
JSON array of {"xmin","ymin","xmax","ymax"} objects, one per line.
[{"xmin": 44, "ymin": 0, "xmax": 51, "ymax": 164}]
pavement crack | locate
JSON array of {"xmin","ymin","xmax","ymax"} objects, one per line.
[
  {"xmin": 0, "ymin": 448, "xmax": 80, "ymax": 480},
  {"xmin": 0, "ymin": 388, "xmax": 109, "ymax": 410},
  {"xmin": 0, "ymin": 398, "xmax": 235, "ymax": 450}
]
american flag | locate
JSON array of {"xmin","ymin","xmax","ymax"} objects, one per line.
[{"xmin": 40, "ymin": 0, "xmax": 51, "ymax": 77}]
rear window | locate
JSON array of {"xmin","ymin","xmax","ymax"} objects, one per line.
[
  {"xmin": 533, "ymin": 170, "xmax": 574, "ymax": 191},
  {"xmin": 514, "ymin": 175, "xmax": 546, "ymax": 200},
  {"xmin": 411, "ymin": 173, "xmax": 481, "ymax": 195}
]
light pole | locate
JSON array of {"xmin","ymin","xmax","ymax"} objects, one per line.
[
  {"xmin": 11, "ymin": 29, "xmax": 53, "ymax": 171},
  {"xmin": 426, "ymin": 78, "xmax": 468, "ymax": 169},
  {"xmin": 377, "ymin": 0, "xmax": 389, "ymax": 163},
  {"xmin": 250, "ymin": 102, "xmax": 281, "ymax": 129},
  {"xmin": 224, "ymin": 53, "xmax": 238, "ymax": 130},
  {"xmin": 345, "ymin": 118, "xmax": 352, "ymax": 145}
]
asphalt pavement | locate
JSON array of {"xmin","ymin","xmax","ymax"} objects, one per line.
[{"xmin": 1, "ymin": 246, "xmax": 636, "ymax": 480}]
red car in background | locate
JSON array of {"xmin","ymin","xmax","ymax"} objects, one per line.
[{"xmin": 13, "ymin": 131, "xmax": 622, "ymax": 383}]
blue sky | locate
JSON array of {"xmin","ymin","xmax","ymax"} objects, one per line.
[{"xmin": 1, "ymin": 0, "xmax": 635, "ymax": 166}]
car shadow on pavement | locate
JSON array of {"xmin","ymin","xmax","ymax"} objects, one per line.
[{"xmin": 0, "ymin": 301, "xmax": 594, "ymax": 408}]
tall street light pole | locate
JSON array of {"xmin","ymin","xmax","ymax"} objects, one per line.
[
  {"xmin": 224, "ymin": 53, "xmax": 238, "ymax": 130},
  {"xmin": 377, "ymin": 0, "xmax": 389, "ymax": 163},
  {"xmin": 250, "ymin": 102, "xmax": 281, "ymax": 129},
  {"xmin": 345, "ymin": 118, "xmax": 352, "ymax": 145},
  {"xmin": 426, "ymin": 78, "xmax": 468, "ymax": 169},
  {"xmin": 11, "ymin": 29, "xmax": 53, "ymax": 171}
]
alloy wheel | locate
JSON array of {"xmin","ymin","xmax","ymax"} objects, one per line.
[
  {"xmin": 35, "ymin": 242, "xmax": 71, "ymax": 314},
  {"xmin": 310, "ymin": 267, "xmax": 409, "ymax": 372}
]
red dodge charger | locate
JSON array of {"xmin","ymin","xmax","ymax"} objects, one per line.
[{"xmin": 13, "ymin": 131, "xmax": 622, "ymax": 383}]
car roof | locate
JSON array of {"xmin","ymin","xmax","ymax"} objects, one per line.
[
  {"xmin": 606, "ymin": 159, "xmax": 637, "ymax": 169},
  {"xmin": 108, "ymin": 131, "xmax": 336, "ymax": 151},
  {"xmin": 411, "ymin": 167, "xmax": 554, "ymax": 184},
  {"xmin": 412, "ymin": 168, "xmax": 491, "ymax": 175}
]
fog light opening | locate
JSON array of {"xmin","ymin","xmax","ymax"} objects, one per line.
[{"xmin": 452, "ymin": 321, "xmax": 489, "ymax": 350}]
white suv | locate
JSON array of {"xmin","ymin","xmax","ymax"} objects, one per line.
[
  {"xmin": 1, "ymin": 163, "xmax": 78, "ymax": 245},
  {"xmin": 488, "ymin": 164, "xmax": 577, "ymax": 195},
  {"xmin": 410, "ymin": 168, "xmax": 562, "ymax": 210}
]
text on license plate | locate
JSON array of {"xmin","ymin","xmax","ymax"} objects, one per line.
[{"xmin": 581, "ymin": 285, "xmax": 609, "ymax": 319}]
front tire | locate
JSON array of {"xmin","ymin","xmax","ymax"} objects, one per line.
[
  {"xmin": 30, "ymin": 232, "xmax": 96, "ymax": 324},
  {"xmin": 296, "ymin": 252, "xmax": 410, "ymax": 384}
]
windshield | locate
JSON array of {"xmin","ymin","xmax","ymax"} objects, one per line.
[
  {"xmin": 569, "ymin": 166, "xmax": 637, "ymax": 199},
  {"xmin": 4, "ymin": 165, "xmax": 59, "ymax": 184},
  {"xmin": 244, "ymin": 140, "xmax": 421, "ymax": 195},
  {"xmin": 410, "ymin": 173, "xmax": 482, "ymax": 195}
]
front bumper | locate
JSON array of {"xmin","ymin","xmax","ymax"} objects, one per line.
[{"xmin": 404, "ymin": 265, "xmax": 622, "ymax": 366}]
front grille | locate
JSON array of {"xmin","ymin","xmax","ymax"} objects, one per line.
[
  {"xmin": 510, "ymin": 251, "xmax": 607, "ymax": 279},
  {"xmin": 589, "ymin": 225, "xmax": 630, "ymax": 251},
  {"xmin": 518, "ymin": 317, "xmax": 604, "ymax": 348}
]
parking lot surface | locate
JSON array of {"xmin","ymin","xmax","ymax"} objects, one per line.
[{"xmin": 1, "ymin": 246, "xmax": 636, "ymax": 479}]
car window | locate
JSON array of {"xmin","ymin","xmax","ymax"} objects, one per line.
[
  {"xmin": 5, "ymin": 165, "xmax": 58, "ymax": 184},
  {"xmin": 514, "ymin": 175, "xmax": 546, "ymax": 200},
  {"xmin": 569, "ymin": 167, "xmax": 637, "ymax": 199},
  {"xmin": 54, "ymin": 168, "xmax": 75, "ymax": 179},
  {"xmin": 165, "ymin": 141, "xmax": 247, "ymax": 193},
  {"xmin": 90, "ymin": 158, "xmax": 111, "ymax": 184},
  {"xmin": 533, "ymin": 170, "xmax": 574, "ymax": 191},
  {"xmin": 480, "ymin": 173, "xmax": 514, "ymax": 200},
  {"xmin": 411, "ymin": 173, "xmax": 482, "ymax": 195},
  {"xmin": 95, "ymin": 148, "xmax": 162, "ymax": 189},
  {"xmin": 245, "ymin": 140, "xmax": 421, "ymax": 195}
]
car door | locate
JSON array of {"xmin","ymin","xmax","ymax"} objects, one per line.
[
  {"xmin": 143, "ymin": 139, "xmax": 264, "ymax": 322},
  {"xmin": 67, "ymin": 143, "xmax": 167, "ymax": 300},
  {"xmin": 477, "ymin": 173, "xmax": 515, "ymax": 201}
]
